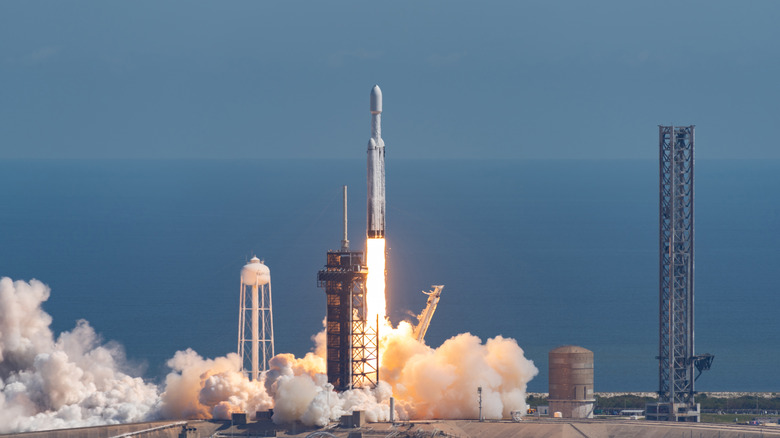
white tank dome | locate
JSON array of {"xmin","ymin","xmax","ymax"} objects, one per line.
[
  {"xmin": 241, "ymin": 256, "xmax": 271, "ymax": 285},
  {"xmin": 370, "ymin": 85, "xmax": 382, "ymax": 114}
]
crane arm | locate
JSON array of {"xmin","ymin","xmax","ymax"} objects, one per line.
[{"xmin": 413, "ymin": 285, "xmax": 444, "ymax": 343}]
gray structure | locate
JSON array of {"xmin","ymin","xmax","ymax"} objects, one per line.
[
  {"xmin": 548, "ymin": 345, "xmax": 595, "ymax": 419},
  {"xmin": 646, "ymin": 125, "xmax": 712, "ymax": 422},
  {"xmin": 316, "ymin": 188, "xmax": 378, "ymax": 391}
]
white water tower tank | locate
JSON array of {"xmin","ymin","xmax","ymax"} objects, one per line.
[{"xmin": 241, "ymin": 257, "xmax": 271, "ymax": 285}]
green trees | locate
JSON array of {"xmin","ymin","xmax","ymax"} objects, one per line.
[{"xmin": 698, "ymin": 394, "xmax": 780, "ymax": 411}]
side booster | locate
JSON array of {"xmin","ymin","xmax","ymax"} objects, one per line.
[{"xmin": 367, "ymin": 85, "xmax": 385, "ymax": 239}]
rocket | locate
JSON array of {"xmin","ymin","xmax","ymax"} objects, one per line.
[{"xmin": 367, "ymin": 85, "xmax": 385, "ymax": 239}]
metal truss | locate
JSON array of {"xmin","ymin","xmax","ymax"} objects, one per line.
[
  {"xmin": 657, "ymin": 125, "xmax": 695, "ymax": 407},
  {"xmin": 317, "ymin": 251, "xmax": 378, "ymax": 391},
  {"xmin": 352, "ymin": 313, "xmax": 379, "ymax": 389},
  {"xmin": 238, "ymin": 267, "xmax": 274, "ymax": 381}
]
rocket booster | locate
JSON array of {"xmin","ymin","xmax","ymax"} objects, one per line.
[{"xmin": 367, "ymin": 85, "xmax": 385, "ymax": 239}]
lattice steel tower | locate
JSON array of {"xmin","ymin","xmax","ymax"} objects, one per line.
[
  {"xmin": 317, "ymin": 186, "xmax": 379, "ymax": 391},
  {"xmin": 646, "ymin": 125, "xmax": 712, "ymax": 422}
]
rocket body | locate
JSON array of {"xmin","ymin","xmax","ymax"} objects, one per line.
[{"xmin": 367, "ymin": 85, "xmax": 385, "ymax": 238}]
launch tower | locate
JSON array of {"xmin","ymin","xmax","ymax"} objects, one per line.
[
  {"xmin": 317, "ymin": 186, "xmax": 379, "ymax": 390},
  {"xmin": 646, "ymin": 125, "xmax": 712, "ymax": 422}
]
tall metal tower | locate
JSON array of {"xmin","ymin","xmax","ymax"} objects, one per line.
[
  {"xmin": 317, "ymin": 186, "xmax": 378, "ymax": 390},
  {"xmin": 238, "ymin": 257, "xmax": 275, "ymax": 381},
  {"xmin": 646, "ymin": 125, "xmax": 712, "ymax": 422}
]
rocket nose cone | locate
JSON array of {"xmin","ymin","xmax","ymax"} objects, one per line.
[{"xmin": 370, "ymin": 85, "xmax": 382, "ymax": 114}]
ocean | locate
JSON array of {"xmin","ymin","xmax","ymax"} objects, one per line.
[{"xmin": 0, "ymin": 158, "xmax": 777, "ymax": 393}]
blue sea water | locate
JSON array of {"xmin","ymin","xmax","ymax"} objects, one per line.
[{"xmin": 0, "ymin": 158, "xmax": 777, "ymax": 393}]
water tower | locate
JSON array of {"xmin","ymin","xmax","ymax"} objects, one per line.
[
  {"xmin": 548, "ymin": 345, "xmax": 595, "ymax": 419},
  {"xmin": 238, "ymin": 257, "xmax": 274, "ymax": 381}
]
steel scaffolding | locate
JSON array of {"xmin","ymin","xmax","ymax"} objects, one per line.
[
  {"xmin": 317, "ymin": 251, "xmax": 378, "ymax": 390},
  {"xmin": 650, "ymin": 125, "xmax": 699, "ymax": 421}
]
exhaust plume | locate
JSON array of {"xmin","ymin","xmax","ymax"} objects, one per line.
[
  {"xmin": 0, "ymin": 278, "xmax": 158, "ymax": 433},
  {"xmin": 365, "ymin": 238, "xmax": 387, "ymax": 327},
  {"xmin": 0, "ymin": 277, "xmax": 537, "ymax": 433},
  {"xmin": 380, "ymin": 321, "xmax": 538, "ymax": 419}
]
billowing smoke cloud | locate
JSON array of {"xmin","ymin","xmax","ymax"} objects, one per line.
[
  {"xmin": 156, "ymin": 321, "xmax": 393, "ymax": 427},
  {"xmin": 380, "ymin": 321, "xmax": 538, "ymax": 420},
  {"xmin": 0, "ymin": 278, "xmax": 159, "ymax": 433},
  {"xmin": 0, "ymin": 278, "xmax": 537, "ymax": 433}
]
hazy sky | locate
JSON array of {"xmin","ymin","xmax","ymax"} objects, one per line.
[{"xmin": 2, "ymin": 1, "xmax": 779, "ymax": 160}]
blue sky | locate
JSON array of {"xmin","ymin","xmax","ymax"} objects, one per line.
[{"xmin": 2, "ymin": 1, "xmax": 779, "ymax": 160}]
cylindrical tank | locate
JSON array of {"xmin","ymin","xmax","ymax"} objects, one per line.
[
  {"xmin": 548, "ymin": 345, "xmax": 594, "ymax": 419},
  {"xmin": 241, "ymin": 257, "xmax": 271, "ymax": 285}
]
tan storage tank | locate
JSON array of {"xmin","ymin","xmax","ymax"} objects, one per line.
[{"xmin": 548, "ymin": 345, "xmax": 595, "ymax": 418}]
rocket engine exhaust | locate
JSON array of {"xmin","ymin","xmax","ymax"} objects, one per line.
[{"xmin": 366, "ymin": 238, "xmax": 386, "ymax": 326}]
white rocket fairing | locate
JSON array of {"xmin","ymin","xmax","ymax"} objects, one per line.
[{"xmin": 367, "ymin": 85, "xmax": 385, "ymax": 238}]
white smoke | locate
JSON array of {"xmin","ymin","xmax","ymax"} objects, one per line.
[
  {"xmin": 0, "ymin": 278, "xmax": 159, "ymax": 433},
  {"xmin": 158, "ymin": 348, "xmax": 278, "ymax": 420},
  {"xmin": 156, "ymin": 323, "xmax": 393, "ymax": 427},
  {"xmin": 380, "ymin": 321, "xmax": 538, "ymax": 420},
  {"xmin": 0, "ymin": 277, "xmax": 537, "ymax": 433},
  {"xmin": 265, "ymin": 361, "xmax": 393, "ymax": 426}
]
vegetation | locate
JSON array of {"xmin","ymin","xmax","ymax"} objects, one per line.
[
  {"xmin": 700, "ymin": 413, "xmax": 766, "ymax": 424},
  {"xmin": 595, "ymin": 395, "xmax": 656, "ymax": 410},
  {"xmin": 697, "ymin": 394, "xmax": 780, "ymax": 411},
  {"xmin": 526, "ymin": 394, "xmax": 780, "ymax": 414},
  {"xmin": 526, "ymin": 395, "xmax": 547, "ymax": 408}
]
